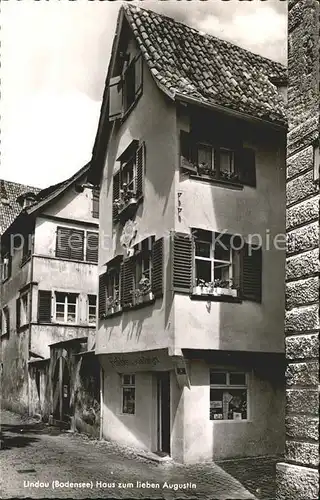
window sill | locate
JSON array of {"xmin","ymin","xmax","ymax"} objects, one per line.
[
  {"xmin": 124, "ymin": 294, "xmax": 156, "ymax": 311},
  {"xmin": 46, "ymin": 255, "xmax": 98, "ymax": 265},
  {"xmin": 36, "ymin": 321, "xmax": 96, "ymax": 328},
  {"xmin": 210, "ymin": 419, "xmax": 250, "ymax": 423},
  {"xmin": 114, "ymin": 195, "xmax": 143, "ymax": 223},
  {"xmin": 190, "ymin": 294, "xmax": 242, "ymax": 304},
  {"xmin": 103, "ymin": 307, "xmax": 122, "ymax": 319},
  {"xmin": 20, "ymin": 255, "xmax": 31, "ymax": 268},
  {"xmin": 17, "ymin": 323, "xmax": 30, "ymax": 333},
  {"xmin": 186, "ymin": 173, "xmax": 244, "ymax": 190}
]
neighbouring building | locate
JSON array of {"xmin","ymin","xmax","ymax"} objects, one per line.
[
  {"xmin": 88, "ymin": 5, "xmax": 287, "ymax": 463},
  {"xmin": 0, "ymin": 165, "xmax": 100, "ymax": 435},
  {"xmin": 276, "ymin": 0, "xmax": 319, "ymax": 499}
]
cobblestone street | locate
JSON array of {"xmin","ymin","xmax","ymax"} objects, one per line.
[{"xmin": 1, "ymin": 411, "xmax": 279, "ymax": 500}]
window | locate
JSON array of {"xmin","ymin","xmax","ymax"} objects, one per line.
[
  {"xmin": 112, "ymin": 142, "xmax": 145, "ymax": 221},
  {"xmin": 21, "ymin": 233, "xmax": 32, "ymax": 265},
  {"xmin": 108, "ymin": 53, "xmax": 143, "ymax": 121},
  {"xmin": 1, "ymin": 307, "xmax": 10, "ymax": 336},
  {"xmin": 18, "ymin": 292, "xmax": 29, "ymax": 327},
  {"xmin": 92, "ymin": 189, "xmax": 100, "ymax": 219},
  {"xmin": 88, "ymin": 295, "xmax": 97, "ymax": 324},
  {"xmin": 134, "ymin": 237, "xmax": 153, "ymax": 287},
  {"xmin": 210, "ymin": 370, "xmax": 248, "ymax": 421},
  {"xmin": 56, "ymin": 227, "xmax": 99, "ymax": 263},
  {"xmin": 1, "ymin": 254, "xmax": 11, "ymax": 282},
  {"xmin": 193, "ymin": 230, "xmax": 236, "ymax": 292},
  {"xmin": 54, "ymin": 292, "xmax": 78, "ymax": 323},
  {"xmin": 180, "ymin": 131, "xmax": 256, "ymax": 187},
  {"xmin": 121, "ymin": 374, "xmax": 135, "ymax": 415},
  {"xmin": 171, "ymin": 230, "xmax": 262, "ymax": 302}
]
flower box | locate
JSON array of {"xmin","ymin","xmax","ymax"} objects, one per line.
[
  {"xmin": 106, "ymin": 305, "xmax": 121, "ymax": 316},
  {"xmin": 214, "ymin": 287, "xmax": 237, "ymax": 297}
]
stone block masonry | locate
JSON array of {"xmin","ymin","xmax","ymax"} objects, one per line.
[{"xmin": 276, "ymin": 1, "xmax": 319, "ymax": 499}]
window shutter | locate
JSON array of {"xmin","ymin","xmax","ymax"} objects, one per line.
[
  {"xmin": 231, "ymin": 235, "xmax": 242, "ymax": 291},
  {"xmin": 98, "ymin": 273, "xmax": 107, "ymax": 318},
  {"xmin": 109, "ymin": 76, "xmax": 123, "ymax": 120},
  {"xmin": 180, "ymin": 131, "xmax": 197, "ymax": 172},
  {"xmin": 241, "ymin": 243, "xmax": 262, "ymax": 302},
  {"xmin": 171, "ymin": 232, "xmax": 193, "ymax": 293},
  {"xmin": 38, "ymin": 291, "xmax": 52, "ymax": 323},
  {"xmin": 236, "ymin": 148, "xmax": 256, "ymax": 187},
  {"xmin": 120, "ymin": 258, "xmax": 134, "ymax": 308},
  {"xmin": 86, "ymin": 232, "xmax": 99, "ymax": 263},
  {"xmin": 92, "ymin": 189, "xmax": 99, "ymax": 219},
  {"xmin": 151, "ymin": 238, "xmax": 164, "ymax": 298},
  {"xmin": 134, "ymin": 53, "xmax": 143, "ymax": 98},
  {"xmin": 16, "ymin": 298, "xmax": 20, "ymax": 330},
  {"xmin": 136, "ymin": 142, "xmax": 145, "ymax": 197},
  {"xmin": 56, "ymin": 228, "xmax": 71, "ymax": 259},
  {"xmin": 112, "ymin": 172, "xmax": 121, "ymax": 220},
  {"xmin": 69, "ymin": 229, "xmax": 85, "ymax": 261}
]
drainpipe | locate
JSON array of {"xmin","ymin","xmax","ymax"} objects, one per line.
[
  {"xmin": 27, "ymin": 231, "xmax": 35, "ymax": 416},
  {"xmin": 99, "ymin": 365, "xmax": 104, "ymax": 440}
]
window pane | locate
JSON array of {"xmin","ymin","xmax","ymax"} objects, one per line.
[
  {"xmin": 210, "ymin": 389, "xmax": 223, "ymax": 420},
  {"xmin": 214, "ymin": 262, "xmax": 231, "ymax": 283},
  {"xmin": 227, "ymin": 389, "xmax": 247, "ymax": 420},
  {"xmin": 210, "ymin": 371, "xmax": 227, "ymax": 385},
  {"xmin": 193, "ymin": 229, "xmax": 211, "ymax": 243},
  {"xmin": 88, "ymin": 295, "xmax": 96, "ymax": 306},
  {"xmin": 229, "ymin": 373, "xmax": 246, "ymax": 385},
  {"xmin": 220, "ymin": 149, "xmax": 234, "ymax": 174},
  {"xmin": 195, "ymin": 240, "xmax": 211, "ymax": 258},
  {"xmin": 55, "ymin": 292, "xmax": 66, "ymax": 303},
  {"xmin": 214, "ymin": 235, "xmax": 231, "ymax": 261},
  {"xmin": 68, "ymin": 294, "xmax": 77, "ymax": 304},
  {"xmin": 198, "ymin": 145, "xmax": 213, "ymax": 168},
  {"xmin": 67, "ymin": 304, "xmax": 76, "ymax": 314},
  {"xmin": 122, "ymin": 387, "xmax": 135, "ymax": 414},
  {"xmin": 123, "ymin": 374, "xmax": 131, "ymax": 385},
  {"xmin": 195, "ymin": 259, "xmax": 212, "ymax": 284},
  {"xmin": 56, "ymin": 304, "xmax": 65, "ymax": 314}
]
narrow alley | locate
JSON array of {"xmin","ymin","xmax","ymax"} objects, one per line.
[{"xmin": 0, "ymin": 410, "xmax": 280, "ymax": 500}]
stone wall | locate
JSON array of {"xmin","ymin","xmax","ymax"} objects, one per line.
[{"xmin": 276, "ymin": 1, "xmax": 319, "ymax": 499}]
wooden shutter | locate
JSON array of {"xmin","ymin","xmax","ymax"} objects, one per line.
[
  {"xmin": 180, "ymin": 131, "xmax": 197, "ymax": 172},
  {"xmin": 134, "ymin": 53, "xmax": 143, "ymax": 98},
  {"xmin": 120, "ymin": 258, "xmax": 134, "ymax": 308},
  {"xmin": 171, "ymin": 232, "xmax": 193, "ymax": 293},
  {"xmin": 136, "ymin": 142, "xmax": 145, "ymax": 197},
  {"xmin": 86, "ymin": 232, "xmax": 99, "ymax": 263},
  {"xmin": 38, "ymin": 291, "xmax": 52, "ymax": 323},
  {"xmin": 16, "ymin": 298, "xmax": 20, "ymax": 330},
  {"xmin": 92, "ymin": 189, "xmax": 99, "ymax": 219},
  {"xmin": 151, "ymin": 238, "xmax": 164, "ymax": 298},
  {"xmin": 56, "ymin": 227, "xmax": 70, "ymax": 259},
  {"xmin": 236, "ymin": 148, "xmax": 256, "ymax": 187},
  {"xmin": 112, "ymin": 172, "xmax": 121, "ymax": 220},
  {"xmin": 109, "ymin": 76, "xmax": 123, "ymax": 120},
  {"xmin": 241, "ymin": 243, "xmax": 262, "ymax": 302},
  {"xmin": 98, "ymin": 273, "xmax": 107, "ymax": 318},
  {"xmin": 69, "ymin": 229, "xmax": 85, "ymax": 261}
]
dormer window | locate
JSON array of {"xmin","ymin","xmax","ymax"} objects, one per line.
[{"xmin": 108, "ymin": 53, "xmax": 143, "ymax": 121}]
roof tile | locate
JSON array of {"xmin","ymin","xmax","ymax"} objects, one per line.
[{"xmin": 123, "ymin": 4, "xmax": 287, "ymax": 125}]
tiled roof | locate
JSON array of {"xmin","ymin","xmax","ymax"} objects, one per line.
[
  {"xmin": 0, "ymin": 180, "xmax": 40, "ymax": 235},
  {"xmin": 123, "ymin": 4, "xmax": 287, "ymax": 125}
]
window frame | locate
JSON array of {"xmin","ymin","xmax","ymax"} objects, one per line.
[
  {"xmin": 1, "ymin": 254, "xmax": 11, "ymax": 282},
  {"xmin": 193, "ymin": 230, "xmax": 233, "ymax": 288},
  {"xmin": 19, "ymin": 291, "xmax": 29, "ymax": 328},
  {"xmin": 120, "ymin": 374, "xmax": 136, "ymax": 415},
  {"xmin": 88, "ymin": 294, "xmax": 97, "ymax": 324},
  {"xmin": 54, "ymin": 291, "xmax": 79, "ymax": 324},
  {"xmin": 195, "ymin": 143, "xmax": 236, "ymax": 181},
  {"xmin": 209, "ymin": 370, "xmax": 249, "ymax": 422},
  {"xmin": 106, "ymin": 266, "xmax": 121, "ymax": 314},
  {"xmin": 1, "ymin": 307, "xmax": 10, "ymax": 336}
]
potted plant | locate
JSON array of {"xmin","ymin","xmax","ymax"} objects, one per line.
[
  {"xmin": 213, "ymin": 279, "xmax": 237, "ymax": 297},
  {"xmin": 194, "ymin": 278, "xmax": 204, "ymax": 295},
  {"xmin": 106, "ymin": 295, "xmax": 120, "ymax": 314},
  {"xmin": 138, "ymin": 277, "xmax": 153, "ymax": 301}
]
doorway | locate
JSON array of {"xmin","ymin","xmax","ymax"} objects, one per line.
[
  {"xmin": 157, "ymin": 371, "xmax": 171, "ymax": 454},
  {"xmin": 52, "ymin": 356, "xmax": 71, "ymax": 424}
]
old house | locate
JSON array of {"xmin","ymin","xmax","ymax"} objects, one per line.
[
  {"xmin": 88, "ymin": 5, "xmax": 287, "ymax": 463},
  {"xmin": 0, "ymin": 165, "xmax": 100, "ymax": 434},
  {"xmin": 277, "ymin": 0, "xmax": 319, "ymax": 498}
]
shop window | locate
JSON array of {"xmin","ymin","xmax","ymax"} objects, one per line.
[
  {"xmin": 210, "ymin": 370, "xmax": 248, "ymax": 421},
  {"xmin": 54, "ymin": 292, "xmax": 78, "ymax": 323},
  {"xmin": 121, "ymin": 374, "xmax": 135, "ymax": 415}
]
